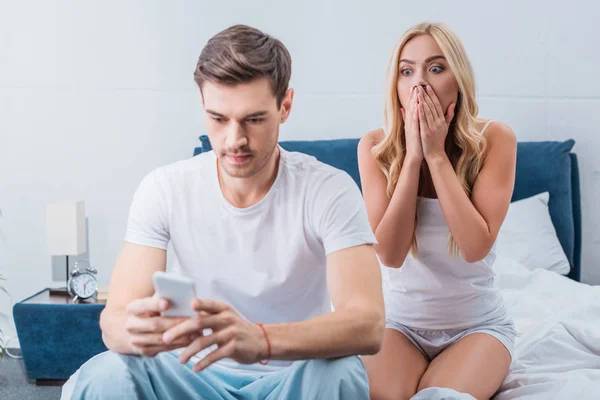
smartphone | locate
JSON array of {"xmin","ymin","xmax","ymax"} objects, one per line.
[{"xmin": 152, "ymin": 271, "xmax": 197, "ymax": 317}]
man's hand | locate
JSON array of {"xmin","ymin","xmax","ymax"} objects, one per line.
[
  {"xmin": 124, "ymin": 296, "xmax": 196, "ymax": 357},
  {"xmin": 162, "ymin": 299, "xmax": 268, "ymax": 372}
]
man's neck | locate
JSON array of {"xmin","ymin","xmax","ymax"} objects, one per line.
[{"xmin": 218, "ymin": 147, "xmax": 281, "ymax": 209}]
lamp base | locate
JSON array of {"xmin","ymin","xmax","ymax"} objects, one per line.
[{"xmin": 49, "ymin": 255, "xmax": 71, "ymax": 297}]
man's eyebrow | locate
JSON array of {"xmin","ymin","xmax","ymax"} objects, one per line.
[
  {"xmin": 244, "ymin": 111, "xmax": 268, "ymax": 118},
  {"xmin": 205, "ymin": 110, "xmax": 269, "ymax": 118},
  {"xmin": 206, "ymin": 110, "xmax": 225, "ymax": 117}
]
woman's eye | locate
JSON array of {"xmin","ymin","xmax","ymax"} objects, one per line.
[
  {"xmin": 400, "ymin": 69, "xmax": 412, "ymax": 76},
  {"xmin": 430, "ymin": 65, "xmax": 444, "ymax": 73},
  {"xmin": 212, "ymin": 117, "xmax": 224, "ymax": 123}
]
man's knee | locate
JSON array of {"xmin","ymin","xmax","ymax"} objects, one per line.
[
  {"xmin": 65, "ymin": 351, "xmax": 148, "ymax": 399},
  {"xmin": 303, "ymin": 356, "xmax": 369, "ymax": 397},
  {"xmin": 81, "ymin": 351, "xmax": 144, "ymax": 382}
]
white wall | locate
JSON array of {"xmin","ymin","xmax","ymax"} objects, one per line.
[{"xmin": 1, "ymin": 0, "xmax": 599, "ymax": 337}]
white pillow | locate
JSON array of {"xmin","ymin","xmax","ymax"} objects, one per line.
[{"xmin": 496, "ymin": 192, "xmax": 570, "ymax": 275}]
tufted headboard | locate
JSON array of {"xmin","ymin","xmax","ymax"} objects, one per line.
[{"xmin": 195, "ymin": 136, "xmax": 581, "ymax": 282}]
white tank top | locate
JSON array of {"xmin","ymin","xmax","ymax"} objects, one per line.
[{"xmin": 383, "ymin": 120, "xmax": 507, "ymax": 329}]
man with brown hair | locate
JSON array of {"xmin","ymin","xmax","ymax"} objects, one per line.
[{"xmin": 62, "ymin": 25, "xmax": 384, "ymax": 399}]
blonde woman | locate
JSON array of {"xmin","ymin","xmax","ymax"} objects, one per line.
[{"xmin": 358, "ymin": 23, "xmax": 517, "ymax": 400}]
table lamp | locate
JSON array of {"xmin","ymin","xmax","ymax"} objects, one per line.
[{"xmin": 46, "ymin": 201, "xmax": 87, "ymax": 295}]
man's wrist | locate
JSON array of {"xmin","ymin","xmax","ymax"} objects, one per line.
[{"xmin": 256, "ymin": 323, "xmax": 272, "ymax": 363}]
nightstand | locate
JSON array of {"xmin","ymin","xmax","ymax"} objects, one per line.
[{"xmin": 13, "ymin": 289, "xmax": 108, "ymax": 383}]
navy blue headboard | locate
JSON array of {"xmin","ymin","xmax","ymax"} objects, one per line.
[
  {"xmin": 195, "ymin": 136, "xmax": 581, "ymax": 282},
  {"xmin": 511, "ymin": 140, "xmax": 580, "ymax": 281},
  {"xmin": 570, "ymin": 153, "xmax": 582, "ymax": 281}
]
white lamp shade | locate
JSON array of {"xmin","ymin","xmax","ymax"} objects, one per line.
[{"xmin": 46, "ymin": 201, "xmax": 87, "ymax": 256}]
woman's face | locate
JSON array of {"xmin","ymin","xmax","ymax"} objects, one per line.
[{"xmin": 397, "ymin": 34, "xmax": 459, "ymax": 116}]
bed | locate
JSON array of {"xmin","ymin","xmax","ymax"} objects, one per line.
[
  {"xmin": 196, "ymin": 136, "xmax": 599, "ymax": 399},
  {"xmin": 493, "ymin": 142, "xmax": 600, "ymax": 399}
]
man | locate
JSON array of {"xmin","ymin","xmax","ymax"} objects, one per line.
[{"xmin": 62, "ymin": 24, "xmax": 384, "ymax": 400}]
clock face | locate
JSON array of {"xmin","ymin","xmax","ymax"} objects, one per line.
[{"xmin": 71, "ymin": 274, "xmax": 97, "ymax": 299}]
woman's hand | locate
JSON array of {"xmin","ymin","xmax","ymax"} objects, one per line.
[
  {"xmin": 400, "ymin": 87, "xmax": 423, "ymax": 164},
  {"xmin": 417, "ymin": 85, "xmax": 456, "ymax": 162}
]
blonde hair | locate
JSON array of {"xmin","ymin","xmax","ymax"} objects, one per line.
[{"xmin": 372, "ymin": 22, "xmax": 487, "ymax": 255}]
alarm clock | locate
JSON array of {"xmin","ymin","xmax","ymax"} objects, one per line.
[{"xmin": 67, "ymin": 260, "xmax": 98, "ymax": 303}]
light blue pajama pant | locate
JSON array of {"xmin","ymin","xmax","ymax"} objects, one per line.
[{"xmin": 62, "ymin": 350, "xmax": 369, "ymax": 400}]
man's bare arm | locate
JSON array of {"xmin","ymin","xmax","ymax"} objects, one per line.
[
  {"xmin": 99, "ymin": 242, "xmax": 169, "ymax": 354},
  {"xmin": 265, "ymin": 244, "xmax": 385, "ymax": 359}
]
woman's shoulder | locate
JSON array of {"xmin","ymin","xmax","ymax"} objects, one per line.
[
  {"xmin": 357, "ymin": 128, "xmax": 386, "ymax": 170},
  {"xmin": 358, "ymin": 128, "xmax": 385, "ymax": 152},
  {"xmin": 477, "ymin": 119, "xmax": 517, "ymax": 159},
  {"xmin": 477, "ymin": 119, "xmax": 516, "ymax": 146}
]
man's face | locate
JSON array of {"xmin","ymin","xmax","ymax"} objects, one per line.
[{"xmin": 202, "ymin": 78, "xmax": 292, "ymax": 179}]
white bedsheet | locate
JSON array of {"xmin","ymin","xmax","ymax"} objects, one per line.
[{"xmin": 494, "ymin": 257, "xmax": 600, "ymax": 399}]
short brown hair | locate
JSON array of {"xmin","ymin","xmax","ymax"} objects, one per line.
[{"xmin": 194, "ymin": 25, "xmax": 292, "ymax": 107}]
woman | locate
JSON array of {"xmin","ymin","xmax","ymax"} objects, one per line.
[{"xmin": 358, "ymin": 22, "xmax": 517, "ymax": 400}]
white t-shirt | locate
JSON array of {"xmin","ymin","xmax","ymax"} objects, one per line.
[{"xmin": 125, "ymin": 147, "xmax": 376, "ymax": 371}]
